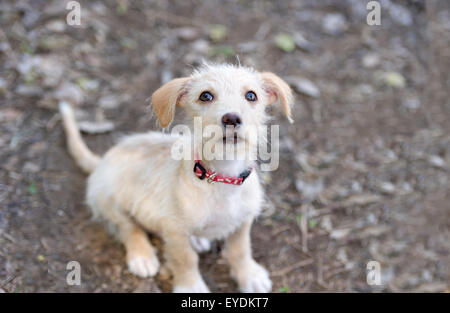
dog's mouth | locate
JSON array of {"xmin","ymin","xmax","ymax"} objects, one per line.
[{"xmin": 223, "ymin": 133, "xmax": 241, "ymax": 144}]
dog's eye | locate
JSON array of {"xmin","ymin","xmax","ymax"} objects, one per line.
[
  {"xmin": 199, "ymin": 91, "xmax": 214, "ymax": 102},
  {"xmin": 245, "ymin": 91, "xmax": 257, "ymax": 102}
]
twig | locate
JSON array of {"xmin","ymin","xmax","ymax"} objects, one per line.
[
  {"xmin": 145, "ymin": 9, "xmax": 204, "ymax": 28},
  {"xmin": 271, "ymin": 258, "xmax": 314, "ymax": 277},
  {"xmin": 2, "ymin": 232, "xmax": 16, "ymax": 243},
  {"xmin": 316, "ymin": 256, "xmax": 328, "ymax": 289},
  {"xmin": 271, "ymin": 225, "xmax": 291, "ymax": 236},
  {"xmin": 324, "ymin": 267, "xmax": 348, "ymax": 280},
  {"xmin": 300, "ymin": 204, "xmax": 309, "ymax": 253}
]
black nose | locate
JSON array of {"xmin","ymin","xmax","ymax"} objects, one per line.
[{"xmin": 222, "ymin": 113, "xmax": 242, "ymax": 127}]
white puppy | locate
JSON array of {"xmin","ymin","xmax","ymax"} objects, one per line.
[{"xmin": 59, "ymin": 64, "xmax": 293, "ymax": 293}]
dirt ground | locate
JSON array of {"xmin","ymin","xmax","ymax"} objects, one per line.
[{"xmin": 0, "ymin": 0, "xmax": 449, "ymax": 293}]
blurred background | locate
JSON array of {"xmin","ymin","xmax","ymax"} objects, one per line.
[{"xmin": 0, "ymin": 0, "xmax": 449, "ymax": 292}]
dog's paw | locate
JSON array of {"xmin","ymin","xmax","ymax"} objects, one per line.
[
  {"xmin": 190, "ymin": 236, "xmax": 211, "ymax": 253},
  {"xmin": 127, "ymin": 255, "xmax": 160, "ymax": 278},
  {"xmin": 232, "ymin": 260, "xmax": 272, "ymax": 293},
  {"xmin": 173, "ymin": 279, "xmax": 210, "ymax": 293}
]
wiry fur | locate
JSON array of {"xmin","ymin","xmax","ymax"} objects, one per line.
[{"xmin": 59, "ymin": 64, "xmax": 293, "ymax": 292}]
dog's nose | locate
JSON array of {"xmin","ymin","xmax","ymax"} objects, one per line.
[{"xmin": 222, "ymin": 113, "xmax": 242, "ymax": 127}]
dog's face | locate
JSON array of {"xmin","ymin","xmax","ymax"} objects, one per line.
[{"xmin": 151, "ymin": 64, "xmax": 293, "ymax": 157}]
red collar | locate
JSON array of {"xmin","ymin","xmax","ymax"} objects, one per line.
[{"xmin": 193, "ymin": 160, "xmax": 253, "ymax": 185}]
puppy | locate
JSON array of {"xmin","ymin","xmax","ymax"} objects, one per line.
[{"xmin": 59, "ymin": 64, "xmax": 293, "ymax": 292}]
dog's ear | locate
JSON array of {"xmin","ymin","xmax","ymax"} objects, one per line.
[
  {"xmin": 151, "ymin": 77, "xmax": 190, "ymax": 128},
  {"xmin": 261, "ymin": 72, "xmax": 294, "ymax": 123}
]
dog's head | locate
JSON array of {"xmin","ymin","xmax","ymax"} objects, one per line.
[{"xmin": 151, "ymin": 64, "xmax": 293, "ymax": 158}]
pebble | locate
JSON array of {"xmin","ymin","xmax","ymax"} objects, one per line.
[
  {"xmin": 330, "ymin": 228, "xmax": 351, "ymax": 240},
  {"xmin": 191, "ymin": 39, "xmax": 210, "ymax": 54},
  {"xmin": 293, "ymin": 33, "xmax": 314, "ymax": 52},
  {"xmin": 46, "ymin": 20, "xmax": 66, "ymax": 33},
  {"xmin": 362, "ymin": 53, "xmax": 380, "ymax": 68},
  {"xmin": 54, "ymin": 82, "xmax": 85, "ymax": 106},
  {"xmin": 428, "ymin": 155, "xmax": 446, "ymax": 169},
  {"xmin": 379, "ymin": 181, "xmax": 396, "ymax": 194},
  {"xmin": 287, "ymin": 77, "xmax": 320, "ymax": 98},
  {"xmin": 99, "ymin": 94, "xmax": 121, "ymax": 109},
  {"xmin": 389, "ymin": 4, "xmax": 413, "ymax": 26},
  {"xmin": 402, "ymin": 97, "xmax": 421, "ymax": 110},
  {"xmin": 23, "ymin": 162, "xmax": 40, "ymax": 173},
  {"xmin": 174, "ymin": 27, "xmax": 200, "ymax": 41},
  {"xmin": 295, "ymin": 177, "xmax": 324, "ymax": 201},
  {"xmin": 322, "ymin": 13, "xmax": 348, "ymax": 35},
  {"xmin": 15, "ymin": 84, "xmax": 43, "ymax": 96}
]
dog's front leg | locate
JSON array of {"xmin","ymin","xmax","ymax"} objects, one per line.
[
  {"xmin": 164, "ymin": 231, "xmax": 210, "ymax": 293},
  {"xmin": 225, "ymin": 218, "xmax": 272, "ymax": 293}
]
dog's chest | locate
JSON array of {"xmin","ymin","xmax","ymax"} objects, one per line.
[{"xmin": 184, "ymin": 186, "xmax": 253, "ymax": 239}]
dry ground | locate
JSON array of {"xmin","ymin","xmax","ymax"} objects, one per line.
[{"xmin": 0, "ymin": 0, "xmax": 449, "ymax": 292}]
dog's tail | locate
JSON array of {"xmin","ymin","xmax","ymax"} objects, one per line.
[{"xmin": 59, "ymin": 102, "xmax": 101, "ymax": 174}]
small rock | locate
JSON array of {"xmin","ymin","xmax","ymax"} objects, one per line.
[
  {"xmin": 402, "ymin": 96, "xmax": 421, "ymax": 109},
  {"xmin": 15, "ymin": 84, "xmax": 43, "ymax": 96},
  {"xmin": 18, "ymin": 55, "xmax": 65, "ymax": 88},
  {"xmin": 428, "ymin": 155, "xmax": 446, "ymax": 169},
  {"xmin": 293, "ymin": 33, "xmax": 314, "ymax": 52},
  {"xmin": 76, "ymin": 77, "xmax": 100, "ymax": 92},
  {"xmin": 322, "ymin": 13, "xmax": 348, "ymax": 36},
  {"xmin": 295, "ymin": 177, "xmax": 324, "ymax": 201},
  {"xmin": 422, "ymin": 269, "xmax": 433, "ymax": 282},
  {"xmin": 54, "ymin": 82, "xmax": 85, "ymax": 106},
  {"xmin": 362, "ymin": 53, "xmax": 380, "ymax": 68},
  {"xmin": 161, "ymin": 69, "xmax": 173, "ymax": 84},
  {"xmin": 320, "ymin": 215, "xmax": 333, "ymax": 232},
  {"xmin": 379, "ymin": 181, "xmax": 396, "ymax": 194},
  {"xmin": 99, "ymin": 94, "xmax": 121, "ymax": 109},
  {"xmin": 287, "ymin": 77, "xmax": 320, "ymax": 98},
  {"xmin": 330, "ymin": 228, "xmax": 351, "ymax": 240},
  {"xmin": 23, "ymin": 162, "xmax": 40, "ymax": 173},
  {"xmin": 376, "ymin": 71, "xmax": 406, "ymax": 88},
  {"xmin": 389, "ymin": 4, "xmax": 413, "ymax": 26},
  {"xmin": 37, "ymin": 57, "xmax": 65, "ymax": 87},
  {"xmin": 46, "ymin": 20, "xmax": 66, "ymax": 32},
  {"xmin": 191, "ymin": 39, "xmax": 210, "ymax": 54},
  {"xmin": 174, "ymin": 27, "xmax": 200, "ymax": 41},
  {"xmin": 399, "ymin": 182, "xmax": 413, "ymax": 195},
  {"xmin": 367, "ymin": 213, "xmax": 378, "ymax": 224},
  {"xmin": 0, "ymin": 77, "xmax": 7, "ymax": 93}
]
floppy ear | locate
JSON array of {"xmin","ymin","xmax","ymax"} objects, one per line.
[
  {"xmin": 151, "ymin": 77, "xmax": 190, "ymax": 128},
  {"xmin": 261, "ymin": 72, "xmax": 294, "ymax": 123}
]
